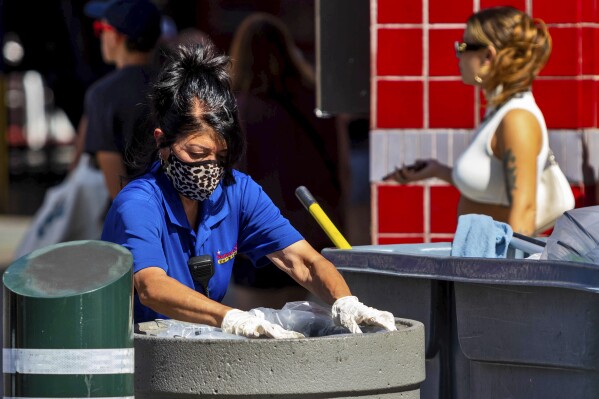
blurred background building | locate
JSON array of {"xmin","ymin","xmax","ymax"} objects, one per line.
[
  {"xmin": 0, "ymin": 0, "xmax": 345, "ymax": 213},
  {"xmin": 1, "ymin": 0, "xmax": 597, "ymax": 255},
  {"xmin": 370, "ymin": 0, "xmax": 597, "ymax": 244}
]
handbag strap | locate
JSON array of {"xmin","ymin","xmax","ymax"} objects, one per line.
[{"xmin": 545, "ymin": 148, "xmax": 558, "ymax": 169}]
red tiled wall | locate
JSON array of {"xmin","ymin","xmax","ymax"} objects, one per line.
[{"xmin": 371, "ymin": 0, "xmax": 598, "ymax": 244}]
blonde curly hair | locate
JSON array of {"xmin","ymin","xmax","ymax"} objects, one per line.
[{"xmin": 466, "ymin": 6, "xmax": 552, "ymax": 107}]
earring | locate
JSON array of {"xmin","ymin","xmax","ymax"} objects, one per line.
[{"xmin": 474, "ymin": 75, "xmax": 483, "ymax": 84}]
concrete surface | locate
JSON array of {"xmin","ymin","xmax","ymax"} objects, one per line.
[{"xmin": 0, "ymin": 215, "xmax": 32, "ymax": 269}]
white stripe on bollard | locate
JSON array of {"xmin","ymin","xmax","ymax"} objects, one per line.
[
  {"xmin": 4, "ymin": 397, "xmax": 135, "ymax": 399},
  {"xmin": 3, "ymin": 348, "xmax": 134, "ymax": 374}
]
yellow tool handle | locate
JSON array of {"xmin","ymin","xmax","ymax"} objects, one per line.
[{"xmin": 295, "ymin": 186, "xmax": 352, "ymax": 249}]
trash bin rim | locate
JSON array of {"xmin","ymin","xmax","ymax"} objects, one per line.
[
  {"xmin": 134, "ymin": 317, "xmax": 421, "ymax": 342},
  {"xmin": 325, "ymin": 247, "xmax": 599, "ymax": 294}
]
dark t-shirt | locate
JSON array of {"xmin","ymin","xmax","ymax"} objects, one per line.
[{"xmin": 84, "ymin": 64, "xmax": 156, "ymax": 175}]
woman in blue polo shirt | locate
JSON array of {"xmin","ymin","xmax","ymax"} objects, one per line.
[{"xmin": 102, "ymin": 43, "xmax": 397, "ymax": 339}]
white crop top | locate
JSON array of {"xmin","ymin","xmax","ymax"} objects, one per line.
[{"xmin": 452, "ymin": 91, "xmax": 549, "ymax": 206}]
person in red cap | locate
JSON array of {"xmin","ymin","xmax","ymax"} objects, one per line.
[{"xmin": 80, "ymin": 0, "xmax": 162, "ymax": 201}]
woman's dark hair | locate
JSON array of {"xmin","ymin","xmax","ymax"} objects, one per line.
[{"xmin": 128, "ymin": 43, "xmax": 245, "ymax": 184}]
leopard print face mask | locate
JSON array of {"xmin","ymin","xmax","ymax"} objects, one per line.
[{"xmin": 161, "ymin": 150, "xmax": 224, "ymax": 201}]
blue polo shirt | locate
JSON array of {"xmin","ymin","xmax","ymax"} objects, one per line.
[{"xmin": 102, "ymin": 162, "xmax": 303, "ymax": 323}]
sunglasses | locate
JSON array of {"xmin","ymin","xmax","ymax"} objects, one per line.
[
  {"xmin": 93, "ymin": 20, "xmax": 115, "ymax": 37},
  {"xmin": 454, "ymin": 41, "xmax": 487, "ymax": 57}
]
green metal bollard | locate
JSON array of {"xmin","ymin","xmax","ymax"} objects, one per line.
[{"xmin": 3, "ymin": 240, "xmax": 134, "ymax": 398}]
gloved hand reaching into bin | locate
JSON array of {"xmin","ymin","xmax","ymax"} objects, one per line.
[
  {"xmin": 332, "ymin": 296, "xmax": 397, "ymax": 334},
  {"xmin": 221, "ymin": 309, "xmax": 305, "ymax": 339},
  {"xmin": 221, "ymin": 298, "xmax": 396, "ymax": 338}
]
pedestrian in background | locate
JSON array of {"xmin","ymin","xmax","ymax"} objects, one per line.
[
  {"xmin": 227, "ymin": 13, "xmax": 350, "ymax": 308},
  {"xmin": 385, "ymin": 6, "xmax": 552, "ymax": 236},
  {"xmin": 82, "ymin": 0, "xmax": 162, "ymax": 200}
]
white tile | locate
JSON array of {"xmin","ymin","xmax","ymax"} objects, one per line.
[
  {"xmin": 435, "ymin": 130, "xmax": 450, "ymax": 166},
  {"xmin": 400, "ymin": 130, "xmax": 421, "ymax": 166},
  {"xmin": 386, "ymin": 130, "xmax": 405, "ymax": 169},
  {"xmin": 418, "ymin": 131, "xmax": 434, "ymax": 161},
  {"xmin": 548, "ymin": 130, "xmax": 582, "ymax": 182},
  {"xmin": 370, "ymin": 130, "xmax": 388, "ymax": 182},
  {"xmin": 581, "ymin": 129, "xmax": 599, "ymax": 186},
  {"xmin": 451, "ymin": 130, "xmax": 471, "ymax": 166}
]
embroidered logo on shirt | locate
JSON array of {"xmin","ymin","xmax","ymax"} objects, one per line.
[{"xmin": 216, "ymin": 243, "xmax": 238, "ymax": 264}]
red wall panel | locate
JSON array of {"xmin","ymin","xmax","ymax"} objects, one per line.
[
  {"xmin": 377, "ymin": 29, "xmax": 423, "ymax": 76},
  {"xmin": 429, "ymin": 81, "xmax": 476, "ymax": 128},
  {"xmin": 429, "ymin": 29, "xmax": 463, "ymax": 77},
  {"xmin": 430, "ymin": 186, "xmax": 461, "ymax": 234},
  {"xmin": 540, "ymin": 27, "xmax": 580, "ymax": 76},
  {"xmin": 481, "ymin": 0, "xmax": 526, "ymax": 10},
  {"xmin": 377, "ymin": 185, "xmax": 424, "ymax": 233},
  {"xmin": 429, "ymin": 0, "xmax": 472, "ymax": 23},
  {"xmin": 582, "ymin": 28, "xmax": 599, "ymax": 76},
  {"xmin": 371, "ymin": 0, "xmax": 597, "ymax": 244},
  {"xmin": 376, "ymin": 80, "xmax": 424, "ymax": 128},
  {"xmin": 533, "ymin": 80, "xmax": 579, "ymax": 129},
  {"xmin": 534, "ymin": 0, "xmax": 581, "ymax": 23},
  {"xmin": 377, "ymin": 0, "xmax": 422, "ymax": 24}
]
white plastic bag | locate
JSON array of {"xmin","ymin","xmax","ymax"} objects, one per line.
[{"xmin": 13, "ymin": 154, "xmax": 109, "ymax": 259}]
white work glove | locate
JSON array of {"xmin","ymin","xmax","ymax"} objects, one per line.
[
  {"xmin": 332, "ymin": 296, "xmax": 397, "ymax": 334},
  {"xmin": 221, "ymin": 309, "xmax": 305, "ymax": 339}
]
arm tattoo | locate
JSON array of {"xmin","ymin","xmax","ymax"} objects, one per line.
[{"xmin": 503, "ymin": 149, "xmax": 517, "ymax": 204}]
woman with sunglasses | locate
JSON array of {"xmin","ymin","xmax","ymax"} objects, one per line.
[
  {"xmin": 102, "ymin": 43, "xmax": 397, "ymax": 339},
  {"xmin": 385, "ymin": 6, "xmax": 552, "ymax": 236}
]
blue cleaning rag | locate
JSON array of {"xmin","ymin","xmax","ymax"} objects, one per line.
[{"xmin": 450, "ymin": 214, "xmax": 513, "ymax": 258}]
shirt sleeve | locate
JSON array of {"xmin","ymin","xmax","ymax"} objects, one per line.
[
  {"xmin": 236, "ymin": 175, "xmax": 304, "ymax": 265},
  {"xmin": 101, "ymin": 188, "xmax": 169, "ymax": 273}
]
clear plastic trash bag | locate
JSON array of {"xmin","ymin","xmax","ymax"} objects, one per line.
[
  {"xmin": 151, "ymin": 301, "xmax": 386, "ymax": 339},
  {"xmin": 249, "ymin": 301, "xmax": 387, "ymax": 337}
]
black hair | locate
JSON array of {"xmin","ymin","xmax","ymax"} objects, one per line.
[{"xmin": 127, "ymin": 43, "xmax": 245, "ymax": 184}]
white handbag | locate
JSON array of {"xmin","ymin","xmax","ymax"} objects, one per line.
[{"xmin": 535, "ymin": 150, "xmax": 575, "ymax": 234}]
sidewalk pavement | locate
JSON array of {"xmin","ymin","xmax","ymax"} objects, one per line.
[{"xmin": 0, "ymin": 215, "xmax": 32, "ymax": 270}]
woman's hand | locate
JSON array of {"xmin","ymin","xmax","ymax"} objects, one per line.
[
  {"xmin": 332, "ymin": 296, "xmax": 397, "ymax": 333},
  {"xmin": 221, "ymin": 309, "xmax": 305, "ymax": 339},
  {"xmin": 383, "ymin": 159, "xmax": 451, "ymax": 184}
]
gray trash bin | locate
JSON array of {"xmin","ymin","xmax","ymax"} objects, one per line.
[
  {"xmin": 325, "ymin": 243, "xmax": 453, "ymax": 399},
  {"xmin": 323, "ymin": 242, "xmax": 599, "ymax": 399},
  {"xmin": 134, "ymin": 318, "xmax": 425, "ymax": 398}
]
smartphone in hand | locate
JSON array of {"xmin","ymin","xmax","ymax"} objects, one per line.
[
  {"xmin": 382, "ymin": 169, "xmax": 398, "ymax": 181},
  {"xmin": 382, "ymin": 161, "xmax": 427, "ymax": 180},
  {"xmin": 406, "ymin": 161, "xmax": 427, "ymax": 172}
]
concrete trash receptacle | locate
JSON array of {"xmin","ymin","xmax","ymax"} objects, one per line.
[{"xmin": 134, "ymin": 318, "xmax": 425, "ymax": 398}]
